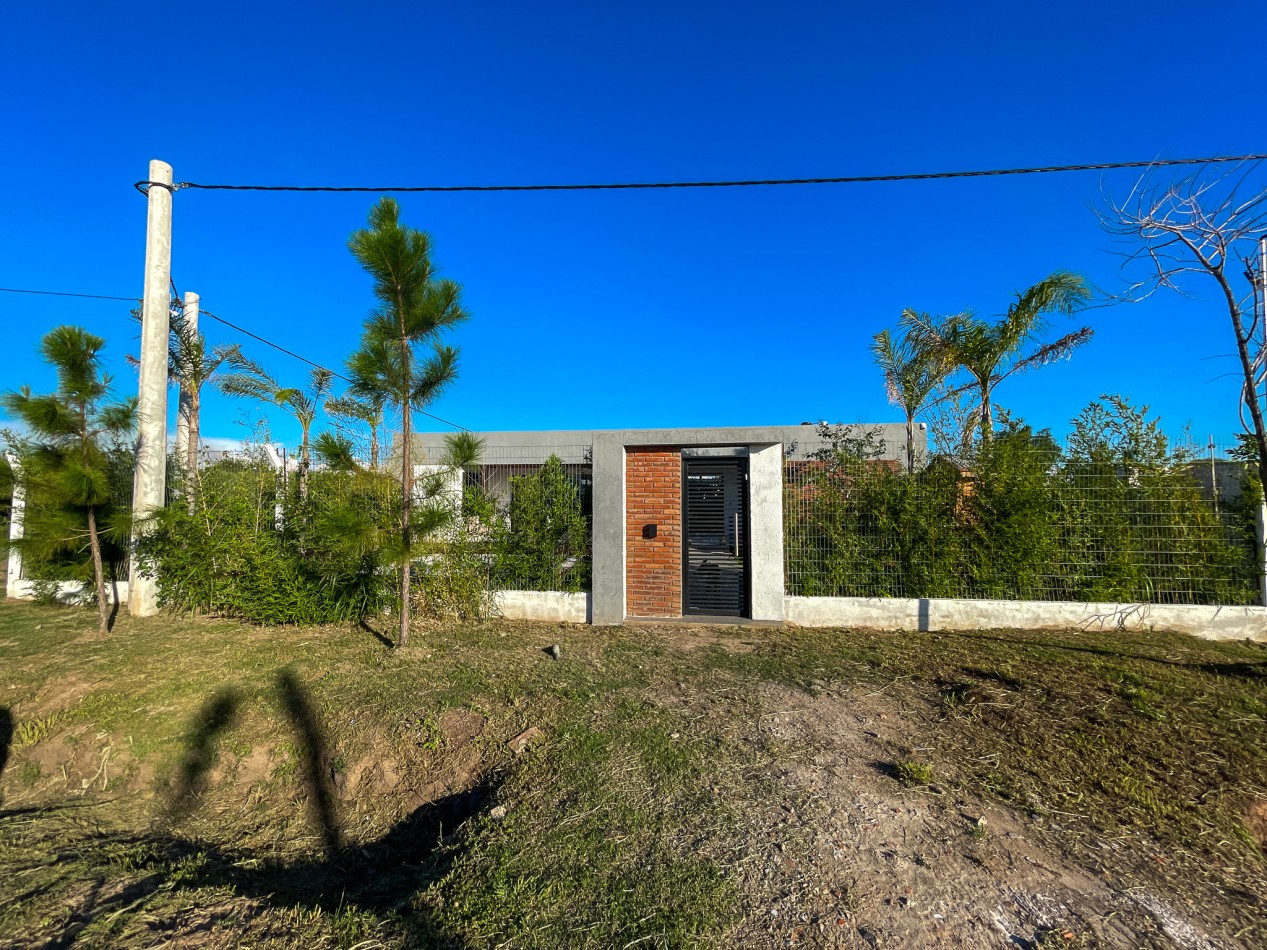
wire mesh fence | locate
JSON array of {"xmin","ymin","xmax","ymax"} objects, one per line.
[
  {"xmin": 784, "ymin": 442, "xmax": 1263, "ymax": 606},
  {"xmin": 462, "ymin": 444, "xmax": 592, "ymax": 592}
]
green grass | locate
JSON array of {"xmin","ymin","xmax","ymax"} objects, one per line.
[
  {"xmin": 893, "ymin": 760, "xmax": 936, "ymax": 787},
  {"xmin": 1, "ymin": 602, "xmax": 1266, "ymax": 947}
]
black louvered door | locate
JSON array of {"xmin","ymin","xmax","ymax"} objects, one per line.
[{"xmin": 682, "ymin": 458, "xmax": 749, "ymax": 617}]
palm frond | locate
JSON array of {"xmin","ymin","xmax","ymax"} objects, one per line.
[
  {"xmin": 870, "ymin": 321, "xmax": 949, "ymax": 417},
  {"xmin": 1010, "ymin": 326, "xmax": 1095, "ymax": 376}
]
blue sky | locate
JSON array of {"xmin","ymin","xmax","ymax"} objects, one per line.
[{"xmin": 3, "ymin": 0, "xmax": 1265, "ymax": 453}]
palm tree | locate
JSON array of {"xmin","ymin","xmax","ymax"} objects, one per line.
[
  {"xmin": 129, "ymin": 306, "xmax": 239, "ymax": 492},
  {"xmin": 871, "ymin": 320, "xmax": 950, "ymax": 471},
  {"xmin": 324, "ymin": 391, "xmax": 387, "ymax": 469},
  {"xmin": 903, "ymin": 272, "xmax": 1092, "ymax": 444},
  {"xmin": 3, "ymin": 326, "xmax": 136, "ymax": 634},
  {"xmin": 218, "ymin": 357, "xmax": 334, "ymax": 500},
  {"xmin": 346, "ymin": 197, "xmax": 468, "ymax": 648},
  {"xmin": 170, "ymin": 320, "xmax": 239, "ymax": 502}
]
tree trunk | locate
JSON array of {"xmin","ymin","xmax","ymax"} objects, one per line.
[
  {"xmin": 371, "ymin": 424, "xmax": 379, "ymax": 470},
  {"xmin": 299, "ymin": 425, "xmax": 310, "ymax": 502},
  {"xmin": 187, "ymin": 387, "xmax": 200, "ymax": 515},
  {"xmin": 905, "ymin": 412, "xmax": 915, "ymax": 472},
  {"xmin": 1219, "ymin": 275, "xmax": 1267, "ymax": 491},
  {"xmin": 87, "ymin": 506, "xmax": 108, "ymax": 635},
  {"xmin": 399, "ymin": 401, "xmax": 412, "ymax": 647},
  {"xmin": 980, "ymin": 387, "xmax": 993, "ymax": 444}
]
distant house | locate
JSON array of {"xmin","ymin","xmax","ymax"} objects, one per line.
[{"xmin": 401, "ymin": 423, "xmax": 917, "ymax": 623}]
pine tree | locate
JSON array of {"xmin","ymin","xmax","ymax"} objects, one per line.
[
  {"xmin": 3, "ymin": 327, "xmax": 136, "ymax": 633},
  {"xmin": 346, "ymin": 198, "xmax": 468, "ymax": 647}
]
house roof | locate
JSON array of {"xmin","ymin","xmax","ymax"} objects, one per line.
[{"xmin": 405, "ymin": 423, "xmax": 920, "ymax": 466}]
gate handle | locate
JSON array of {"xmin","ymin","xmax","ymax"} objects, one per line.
[{"xmin": 734, "ymin": 512, "xmax": 739, "ymax": 557}]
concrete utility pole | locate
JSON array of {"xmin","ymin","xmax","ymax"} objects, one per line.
[
  {"xmin": 5, "ymin": 453, "xmax": 24, "ymax": 601},
  {"xmin": 128, "ymin": 159, "xmax": 174, "ymax": 618},
  {"xmin": 175, "ymin": 290, "xmax": 199, "ymax": 468}
]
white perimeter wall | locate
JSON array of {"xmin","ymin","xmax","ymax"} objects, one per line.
[
  {"xmin": 490, "ymin": 590, "xmax": 590, "ymax": 624},
  {"xmin": 7, "ymin": 579, "xmax": 130, "ymax": 606},
  {"xmin": 786, "ymin": 595, "xmax": 1267, "ymax": 642}
]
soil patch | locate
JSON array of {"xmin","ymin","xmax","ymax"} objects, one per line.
[{"xmin": 730, "ymin": 682, "xmax": 1248, "ymax": 948}]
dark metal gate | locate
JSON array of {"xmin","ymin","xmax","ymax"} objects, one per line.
[{"xmin": 682, "ymin": 457, "xmax": 749, "ymax": 616}]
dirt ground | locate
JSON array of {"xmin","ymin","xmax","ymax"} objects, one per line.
[
  {"xmin": 723, "ymin": 681, "xmax": 1241, "ymax": 949},
  {"xmin": 3, "ymin": 614, "xmax": 1264, "ymax": 948}
]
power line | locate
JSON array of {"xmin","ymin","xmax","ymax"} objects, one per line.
[
  {"xmin": 154, "ymin": 152, "xmax": 1267, "ymax": 195},
  {"xmin": 0, "ymin": 284, "xmax": 471, "ymax": 432},
  {"xmin": 200, "ymin": 307, "xmax": 342, "ymax": 377},
  {"xmin": 0, "ymin": 286, "xmax": 138, "ymax": 302},
  {"xmin": 187, "ymin": 307, "xmax": 473, "ymax": 433}
]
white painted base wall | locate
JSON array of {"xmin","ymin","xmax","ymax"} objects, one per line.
[
  {"xmin": 489, "ymin": 590, "xmax": 590, "ymax": 624},
  {"xmin": 7, "ymin": 579, "xmax": 130, "ymax": 606},
  {"xmin": 10, "ymin": 577, "xmax": 1258, "ymax": 642},
  {"xmin": 785, "ymin": 595, "xmax": 1267, "ymax": 641}
]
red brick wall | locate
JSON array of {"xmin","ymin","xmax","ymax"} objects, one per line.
[{"xmin": 626, "ymin": 447, "xmax": 682, "ymax": 617}]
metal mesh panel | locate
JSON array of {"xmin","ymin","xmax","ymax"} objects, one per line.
[
  {"xmin": 464, "ymin": 445, "xmax": 593, "ymax": 592},
  {"xmin": 784, "ymin": 445, "xmax": 1261, "ymax": 606}
]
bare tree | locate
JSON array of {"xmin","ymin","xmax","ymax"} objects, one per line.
[
  {"xmin": 1100, "ymin": 162, "xmax": 1267, "ymax": 488},
  {"xmin": 921, "ymin": 376, "xmax": 980, "ymax": 459}
]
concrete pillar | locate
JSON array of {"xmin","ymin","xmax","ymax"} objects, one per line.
[
  {"xmin": 175, "ymin": 291, "xmax": 199, "ymax": 468},
  {"xmin": 128, "ymin": 159, "xmax": 174, "ymax": 618},
  {"xmin": 747, "ymin": 443, "xmax": 785, "ymax": 622},
  {"xmin": 415, "ymin": 463, "xmax": 464, "ymax": 538},
  {"xmin": 5, "ymin": 453, "xmax": 24, "ymax": 600},
  {"xmin": 1258, "ymin": 502, "xmax": 1267, "ymax": 608},
  {"xmin": 590, "ymin": 434, "xmax": 626, "ymax": 624},
  {"xmin": 265, "ymin": 444, "xmax": 288, "ymax": 530}
]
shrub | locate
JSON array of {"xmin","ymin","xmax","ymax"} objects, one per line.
[
  {"xmin": 490, "ymin": 455, "xmax": 590, "ymax": 592},
  {"xmin": 138, "ymin": 460, "xmax": 400, "ymax": 624}
]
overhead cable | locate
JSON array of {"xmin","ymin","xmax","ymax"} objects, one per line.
[
  {"xmin": 0, "ymin": 286, "xmax": 139, "ymax": 302},
  {"xmin": 0, "ymin": 284, "xmax": 471, "ymax": 433},
  {"xmin": 141, "ymin": 152, "xmax": 1267, "ymax": 195}
]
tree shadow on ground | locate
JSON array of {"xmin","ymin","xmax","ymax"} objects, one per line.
[
  {"xmin": 0, "ymin": 706, "xmax": 10, "ymax": 808},
  {"xmin": 955, "ymin": 631, "xmax": 1267, "ymax": 681},
  {"xmin": 10, "ymin": 672, "xmax": 493, "ymax": 948},
  {"xmin": 358, "ymin": 617, "xmax": 395, "ymax": 649},
  {"xmin": 106, "ymin": 572, "xmax": 121, "ymax": 632}
]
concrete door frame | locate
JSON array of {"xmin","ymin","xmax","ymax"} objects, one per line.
[{"xmin": 591, "ymin": 429, "xmax": 785, "ymax": 625}]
